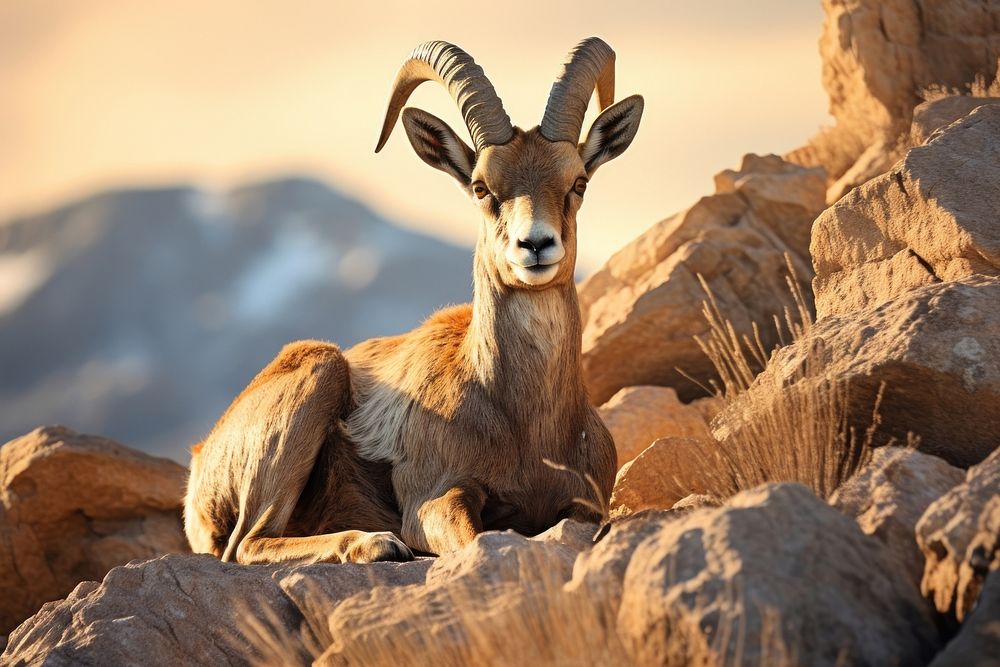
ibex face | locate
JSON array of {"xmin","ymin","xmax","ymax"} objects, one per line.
[{"xmin": 375, "ymin": 38, "xmax": 643, "ymax": 290}]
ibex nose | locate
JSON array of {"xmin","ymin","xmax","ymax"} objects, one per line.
[{"xmin": 516, "ymin": 236, "xmax": 557, "ymax": 254}]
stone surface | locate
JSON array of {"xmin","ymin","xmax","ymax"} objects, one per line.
[
  {"xmin": 617, "ymin": 483, "xmax": 941, "ymax": 666},
  {"xmin": 0, "ymin": 426, "xmax": 188, "ymax": 634},
  {"xmin": 597, "ymin": 386, "xmax": 712, "ymax": 467},
  {"xmin": 831, "ymin": 446, "xmax": 964, "ymax": 588},
  {"xmin": 930, "ymin": 571, "xmax": 1000, "ymax": 667},
  {"xmin": 918, "ymin": 448, "xmax": 1000, "ymax": 622},
  {"xmin": 812, "ymin": 105, "xmax": 1000, "ymax": 319},
  {"xmin": 789, "ymin": 0, "xmax": 1000, "ymax": 191},
  {"xmin": 609, "ymin": 437, "xmax": 720, "ymax": 517},
  {"xmin": 911, "ymin": 95, "xmax": 1000, "ymax": 146},
  {"xmin": 715, "ymin": 276, "xmax": 1000, "ymax": 469},
  {"xmin": 579, "ymin": 154, "xmax": 824, "ymax": 404}
]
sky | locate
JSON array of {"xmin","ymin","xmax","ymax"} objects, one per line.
[{"xmin": 1, "ymin": 0, "xmax": 830, "ymax": 270}]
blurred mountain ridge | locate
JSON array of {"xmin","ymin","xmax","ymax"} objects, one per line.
[{"xmin": 0, "ymin": 176, "xmax": 474, "ymax": 462}]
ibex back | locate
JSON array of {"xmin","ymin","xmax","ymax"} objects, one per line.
[{"xmin": 184, "ymin": 37, "xmax": 644, "ymax": 563}]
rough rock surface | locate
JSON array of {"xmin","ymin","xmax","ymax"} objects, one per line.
[
  {"xmin": 2, "ymin": 521, "xmax": 606, "ymax": 665},
  {"xmin": 715, "ymin": 276, "xmax": 1000, "ymax": 469},
  {"xmin": 597, "ymin": 386, "xmax": 712, "ymax": 467},
  {"xmin": 790, "ymin": 0, "xmax": 1000, "ymax": 193},
  {"xmin": 616, "ymin": 483, "xmax": 940, "ymax": 666},
  {"xmin": 579, "ymin": 154, "xmax": 824, "ymax": 404},
  {"xmin": 918, "ymin": 448, "xmax": 1000, "ymax": 622},
  {"xmin": 812, "ymin": 106, "xmax": 1000, "ymax": 319},
  {"xmin": 831, "ymin": 447, "xmax": 964, "ymax": 587},
  {"xmin": 930, "ymin": 571, "xmax": 1000, "ymax": 667},
  {"xmin": 609, "ymin": 437, "xmax": 720, "ymax": 517},
  {"xmin": 0, "ymin": 426, "xmax": 188, "ymax": 634},
  {"xmin": 911, "ymin": 95, "xmax": 1000, "ymax": 145}
]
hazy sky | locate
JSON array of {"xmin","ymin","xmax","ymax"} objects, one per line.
[{"xmin": 2, "ymin": 0, "xmax": 829, "ymax": 269}]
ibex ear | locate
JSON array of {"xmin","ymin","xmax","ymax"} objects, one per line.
[
  {"xmin": 401, "ymin": 107, "xmax": 476, "ymax": 186},
  {"xmin": 579, "ymin": 95, "xmax": 644, "ymax": 177}
]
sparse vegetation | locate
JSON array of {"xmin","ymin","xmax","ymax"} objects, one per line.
[{"xmin": 690, "ymin": 258, "xmax": 877, "ymax": 500}]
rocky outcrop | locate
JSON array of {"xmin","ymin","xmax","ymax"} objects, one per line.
[
  {"xmin": 812, "ymin": 106, "xmax": 1000, "ymax": 319},
  {"xmin": 5, "ymin": 483, "xmax": 946, "ymax": 666},
  {"xmin": 791, "ymin": 0, "xmax": 1000, "ymax": 198},
  {"xmin": 579, "ymin": 154, "xmax": 825, "ymax": 404},
  {"xmin": 609, "ymin": 437, "xmax": 720, "ymax": 517},
  {"xmin": 831, "ymin": 447, "xmax": 964, "ymax": 587},
  {"xmin": 615, "ymin": 483, "xmax": 940, "ymax": 666},
  {"xmin": 714, "ymin": 275, "xmax": 1000, "ymax": 468},
  {"xmin": 597, "ymin": 386, "xmax": 713, "ymax": 467},
  {"xmin": 911, "ymin": 95, "xmax": 1000, "ymax": 146},
  {"xmin": 918, "ymin": 448, "xmax": 1000, "ymax": 622},
  {"xmin": 0, "ymin": 426, "xmax": 188, "ymax": 635}
]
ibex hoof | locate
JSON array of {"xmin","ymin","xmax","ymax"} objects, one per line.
[{"xmin": 346, "ymin": 531, "xmax": 414, "ymax": 563}]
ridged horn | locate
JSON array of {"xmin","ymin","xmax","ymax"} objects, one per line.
[
  {"xmin": 539, "ymin": 37, "xmax": 616, "ymax": 144},
  {"xmin": 375, "ymin": 41, "xmax": 514, "ymax": 154}
]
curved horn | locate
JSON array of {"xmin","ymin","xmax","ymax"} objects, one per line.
[
  {"xmin": 375, "ymin": 41, "xmax": 514, "ymax": 154},
  {"xmin": 539, "ymin": 37, "xmax": 616, "ymax": 144}
]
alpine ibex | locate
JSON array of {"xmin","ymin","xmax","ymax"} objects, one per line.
[{"xmin": 184, "ymin": 37, "xmax": 644, "ymax": 563}]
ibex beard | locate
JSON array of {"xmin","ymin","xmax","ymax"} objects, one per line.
[{"xmin": 184, "ymin": 37, "xmax": 643, "ymax": 564}]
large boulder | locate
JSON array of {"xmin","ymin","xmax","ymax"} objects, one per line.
[
  {"xmin": 616, "ymin": 483, "xmax": 941, "ymax": 666},
  {"xmin": 831, "ymin": 446, "xmax": 964, "ymax": 588},
  {"xmin": 714, "ymin": 276, "xmax": 1000, "ymax": 469},
  {"xmin": 597, "ymin": 386, "xmax": 713, "ymax": 467},
  {"xmin": 811, "ymin": 105, "xmax": 1000, "ymax": 319},
  {"xmin": 579, "ymin": 154, "xmax": 824, "ymax": 405},
  {"xmin": 790, "ymin": 0, "xmax": 1000, "ymax": 196},
  {"xmin": 918, "ymin": 448, "xmax": 1000, "ymax": 622},
  {"xmin": 0, "ymin": 426, "xmax": 188, "ymax": 635},
  {"xmin": 911, "ymin": 95, "xmax": 1000, "ymax": 146}
]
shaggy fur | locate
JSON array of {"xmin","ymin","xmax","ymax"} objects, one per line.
[{"xmin": 184, "ymin": 72, "xmax": 643, "ymax": 564}]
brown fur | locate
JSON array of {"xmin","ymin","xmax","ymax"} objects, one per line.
[{"xmin": 185, "ymin": 110, "xmax": 640, "ymax": 563}]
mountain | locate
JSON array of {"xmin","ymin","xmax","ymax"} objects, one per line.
[{"xmin": 0, "ymin": 177, "xmax": 473, "ymax": 462}]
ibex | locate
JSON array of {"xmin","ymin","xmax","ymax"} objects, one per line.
[{"xmin": 184, "ymin": 37, "xmax": 643, "ymax": 563}]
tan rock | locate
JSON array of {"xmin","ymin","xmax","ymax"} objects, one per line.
[
  {"xmin": 911, "ymin": 95, "xmax": 1000, "ymax": 145},
  {"xmin": 617, "ymin": 483, "xmax": 940, "ymax": 666},
  {"xmin": 609, "ymin": 437, "xmax": 720, "ymax": 517},
  {"xmin": 917, "ymin": 448, "xmax": 1000, "ymax": 622},
  {"xmin": 831, "ymin": 447, "xmax": 964, "ymax": 588},
  {"xmin": 791, "ymin": 0, "xmax": 1000, "ymax": 190},
  {"xmin": 714, "ymin": 276, "xmax": 1000, "ymax": 469},
  {"xmin": 579, "ymin": 154, "xmax": 824, "ymax": 404},
  {"xmin": 812, "ymin": 105, "xmax": 1000, "ymax": 320},
  {"xmin": 597, "ymin": 386, "xmax": 712, "ymax": 467},
  {"xmin": 0, "ymin": 426, "xmax": 188, "ymax": 634}
]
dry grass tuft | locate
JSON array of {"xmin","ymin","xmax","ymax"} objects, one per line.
[{"xmin": 691, "ymin": 258, "xmax": 876, "ymax": 500}]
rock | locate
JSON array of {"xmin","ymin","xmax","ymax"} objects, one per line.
[
  {"xmin": 670, "ymin": 493, "xmax": 721, "ymax": 511},
  {"xmin": 715, "ymin": 276, "xmax": 1000, "ymax": 469},
  {"xmin": 790, "ymin": 0, "xmax": 1000, "ymax": 192},
  {"xmin": 609, "ymin": 437, "xmax": 720, "ymax": 517},
  {"xmin": 579, "ymin": 154, "xmax": 824, "ymax": 404},
  {"xmin": 918, "ymin": 448, "xmax": 1000, "ymax": 621},
  {"xmin": 2, "ymin": 524, "xmax": 603, "ymax": 665},
  {"xmin": 830, "ymin": 447, "xmax": 964, "ymax": 588},
  {"xmin": 812, "ymin": 106, "xmax": 1000, "ymax": 319},
  {"xmin": 911, "ymin": 95, "xmax": 1000, "ymax": 145},
  {"xmin": 617, "ymin": 483, "xmax": 941, "ymax": 666},
  {"xmin": 0, "ymin": 426, "xmax": 188, "ymax": 634},
  {"xmin": 929, "ymin": 571, "xmax": 1000, "ymax": 667},
  {"xmin": 597, "ymin": 386, "xmax": 712, "ymax": 467}
]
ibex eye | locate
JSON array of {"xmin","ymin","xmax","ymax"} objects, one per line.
[
  {"xmin": 573, "ymin": 177, "xmax": 588, "ymax": 196},
  {"xmin": 472, "ymin": 182, "xmax": 490, "ymax": 199}
]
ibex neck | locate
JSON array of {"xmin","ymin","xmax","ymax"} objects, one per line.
[{"xmin": 465, "ymin": 265, "xmax": 584, "ymax": 411}]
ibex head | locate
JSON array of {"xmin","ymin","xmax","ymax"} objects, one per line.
[{"xmin": 376, "ymin": 38, "xmax": 643, "ymax": 290}]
